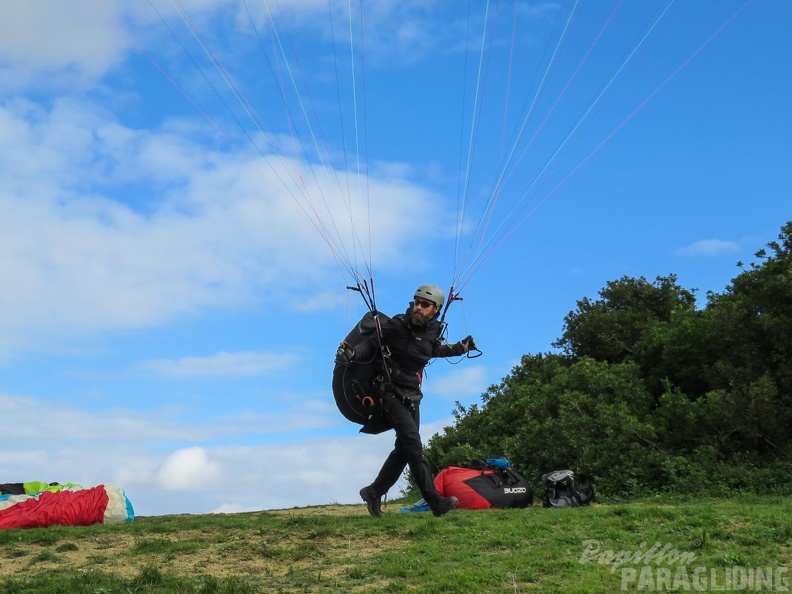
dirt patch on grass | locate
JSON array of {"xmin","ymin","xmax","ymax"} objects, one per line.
[{"xmin": 0, "ymin": 503, "xmax": 398, "ymax": 583}]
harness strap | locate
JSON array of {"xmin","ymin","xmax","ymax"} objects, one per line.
[{"xmin": 372, "ymin": 313, "xmax": 393, "ymax": 385}]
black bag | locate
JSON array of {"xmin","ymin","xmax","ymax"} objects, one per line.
[
  {"xmin": 541, "ymin": 470, "xmax": 594, "ymax": 508},
  {"xmin": 331, "ymin": 311, "xmax": 392, "ymax": 434}
]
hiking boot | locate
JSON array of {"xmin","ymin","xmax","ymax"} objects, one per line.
[
  {"xmin": 430, "ymin": 495, "xmax": 458, "ymax": 517},
  {"xmin": 359, "ymin": 486, "xmax": 383, "ymax": 518}
]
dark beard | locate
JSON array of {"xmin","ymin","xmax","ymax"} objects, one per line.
[{"xmin": 410, "ymin": 311, "xmax": 432, "ymax": 326}]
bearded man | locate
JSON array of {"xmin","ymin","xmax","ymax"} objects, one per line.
[{"xmin": 336, "ymin": 284, "xmax": 477, "ymax": 517}]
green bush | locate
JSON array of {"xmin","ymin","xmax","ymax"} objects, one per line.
[{"xmin": 424, "ymin": 221, "xmax": 792, "ymax": 500}]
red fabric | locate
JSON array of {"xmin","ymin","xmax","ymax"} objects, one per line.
[
  {"xmin": 0, "ymin": 486, "xmax": 109, "ymax": 530},
  {"xmin": 434, "ymin": 467, "xmax": 493, "ymax": 510}
]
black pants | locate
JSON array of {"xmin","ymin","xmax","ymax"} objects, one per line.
[{"xmin": 370, "ymin": 392, "xmax": 440, "ymax": 503}]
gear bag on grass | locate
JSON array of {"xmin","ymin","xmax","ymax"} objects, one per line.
[
  {"xmin": 433, "ymin": 459, "xmax": 533, "ymax": 510},
  {"xmin": 541, "ymin": 470, "xmax": 594, "ymax": 508}
]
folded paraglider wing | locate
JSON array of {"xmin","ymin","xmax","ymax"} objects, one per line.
[{"xmin": 0, "ymin": 484, "xmax": 134, "ymax": 530}]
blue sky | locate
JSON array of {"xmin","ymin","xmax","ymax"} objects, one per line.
[{"xmin": 0, "ymin": 0, "xmax": 789, "ymax": 516}]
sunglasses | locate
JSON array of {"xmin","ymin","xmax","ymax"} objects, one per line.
[{"xmin": 414, "ymin": 298, "xmax": 436, "ymax": 309}]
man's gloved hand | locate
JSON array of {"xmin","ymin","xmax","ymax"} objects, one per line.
[
  {"xmin": 335, "ymin": 341, "xmax": 356, "ymax": 363},
  {"xmin": 461, "ymin": 335, "xmax": 477, "ymax": 353}
]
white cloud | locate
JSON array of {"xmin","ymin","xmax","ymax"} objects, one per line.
[
  {"xmin": 0, "ymin": 390, "xmax": 407, "ymax": 515},
  {"xmin": 0, "ymin": 1, "xmax": 261, "ymax": 90},
  {"xmin": 0, "ymin": 393, "xmax": 200, "ymax": 442},
  {"xmin": 141, "ymin": 351, "xmax": 299, "ymax": 378},
  {"xmin": 184, "ymin": 434, "xmax": 405, "ymax": 514},
  {"xmin": 0, "ymin": 388, "xmax": 462, "ymax": 515},
  {"xmin": 0, "ymin": 2, "xmax": 129, "ymax": 89},
  {"xmin": 0, "ymin": 1, "xmax": 461, "ymax": 94},
  {"xmin": 0, "ymin": 392, "xmax": 336, "ymax": 443},
  {"xmin": 676, "ymin": 239, "xmax": 741, "ymax": 257},
  {"xmin": 430, "ymin": 365, "xmax": 490, "ymax": 399},
  {"xmin": 0, "ymin": 97, "xmax": 451, "ymax": 357},
  {"xmin": 155, "ymin": 446, "xmax": 222, "ymax": 490},
  {"xmin": 294, "ymin": 290, "xmax": 349, "ymax": 312}
]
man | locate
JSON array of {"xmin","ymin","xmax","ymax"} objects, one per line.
[{"xmin": 336, "ymin": 284, "xmax": 477, "ymax": 518}]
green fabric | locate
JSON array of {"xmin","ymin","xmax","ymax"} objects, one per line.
[{"xmin": 23, "ymin": 482, "xmax": 83, "ymax": 494}]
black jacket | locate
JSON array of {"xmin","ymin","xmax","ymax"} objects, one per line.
[{"xmin": 354, "ymin": 307, "xmax": 467, "ymax": 395}]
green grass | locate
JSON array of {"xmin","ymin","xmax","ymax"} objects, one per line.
[{"xmin": 0, "ymin": 495, "xmax": 790, "ymax": 593}]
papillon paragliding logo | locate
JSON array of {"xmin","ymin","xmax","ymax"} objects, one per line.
[{"xmin": 579, "ymin": 539, "xmax": 790, "ymax": 591}]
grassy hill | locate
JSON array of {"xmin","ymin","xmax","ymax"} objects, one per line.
[{"xmin": 1, "ymin": 495, "xmax": 790, "ymax": 593}]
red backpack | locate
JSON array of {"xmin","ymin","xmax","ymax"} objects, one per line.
[{"xmin": 434, "ymin": 460, "xmax": 533, "ymax": 510}]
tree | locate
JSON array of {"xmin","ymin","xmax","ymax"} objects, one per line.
[
  {"xmin": 427, "ymin": 354, "xmax": 660, "ymax": 498},
  {"xmin": 705, "ymin": 221, "xmax": 792, "ymax": 396},
  {"xmin": 554, "ymin": 275, "xmax": 696, "ymax": 364},
  {"xmin": 425, "ymin": 222, "xmax": 792, "ymax": 498}
]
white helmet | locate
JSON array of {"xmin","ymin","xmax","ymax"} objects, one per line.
[{"xmin": 414, "ymin": 284, "xmax": 445, "ymax": 308}]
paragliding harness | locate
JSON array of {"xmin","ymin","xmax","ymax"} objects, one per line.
[
  {"xmin": 541, "ymin": 470, "xmax": 595, "ymax": 508},
  {"xmin": 332, "ymin": 282, "xmax": 477, "ymax": 434},
  {"xmin": 331, "ymin": 308, "xmax": 393, "ymax": 434},
  {"xmin": 336, "ymin": 311, "xmax": 437, "ymax": 434}
]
